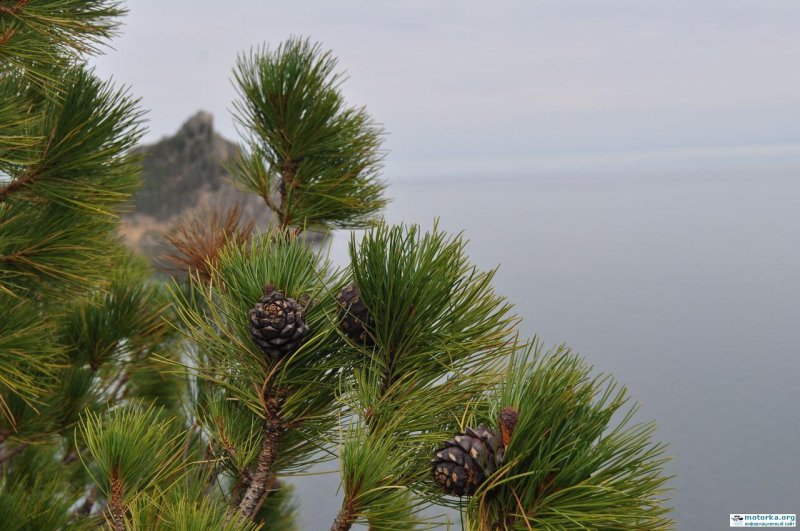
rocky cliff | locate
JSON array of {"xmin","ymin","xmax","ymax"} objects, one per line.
[{"xmin": 121, "ymin": 111, "xmax": 268, "ymax": 260}]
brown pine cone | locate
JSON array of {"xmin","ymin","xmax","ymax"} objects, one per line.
[
  {"xmin": 431, "ymin": 425, "xmax": 505, "ymax": 496},
  {"xmin": 337, "ymin": 283, "xmax": 373, "ymax": 344},
  {"xmin": 499, "ymin": 406, "xmax": 519, "ymax": 447},
  {"xmin": 248, "ymin": 285, "xmax": 310, "ymax": 360}
]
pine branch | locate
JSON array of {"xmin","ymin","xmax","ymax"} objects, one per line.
[
  {"xmin": 162, "ymin": 202, "xmax": 255, "ymax": 282},
  {"xmin": 278, "ymin": 160, "xmax": 297, "ymax": 228},
  {"xmin": 79, "ymin": 404, "xmax": 189, "ymax": 525},
  {"xmin": 460, "ymin": 342, "xmax": 673, "ymax": 529},
  {"xmin": 330, "ymin": 496, "xmax": 357, "ymax": 531},
  {"xmin": 2, "ymin": 67, "xmax": 145, "ymax": 214},
  {"xmin": 232, "ymin": 37, "xmax": 387, "ymax": 230},
  {"xmin": 0, "ymin": 0, "xmax": 29, "ymax": 16},
  {"xmin": 0, "ymin": 0, "xmax": 125, "ymax": 89},
  {"xmin": 0, "ymin": 293, "xmax": 62, "ymax": 420},
  {"xmin": 230, "ymin": 468, "xmax": 252, "ymax": 507},
  {"xmin": 173, "ymin": 231, "xmax": 346, "ymax": 487},
  {"xmin": 234, "ymin": 393, "xmax": 284, "ymax": 519},
  {"xmin": 332, "ymin": 426, "xmax": 420, "ymax": 529},
  {"xmin": 0, "ymin": 169, "xmax": 35, "ymax": 202},
  {"xmin": 108, "ymin": 468, "xmax": 126, "ymax": 531}
]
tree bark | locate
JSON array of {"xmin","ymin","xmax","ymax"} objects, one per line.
[
  {"xmin": 109, "ymin": 472, "xmax": 126, "ymax": 531},
  {"xmin": 234, "ymin": 399, "xmax": 284, "ymax": 519},
  {"xmin": 330, "ymin": 497, "xmax": 357, "ymax": 531},
  {"xmin": 230, "ymin": 468, "xmax": 252, "ymax": 508}
]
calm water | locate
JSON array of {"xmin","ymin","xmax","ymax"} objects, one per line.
[{"xmin": 291, "ymin": 171, "xmax": 800, "ymax": 530}]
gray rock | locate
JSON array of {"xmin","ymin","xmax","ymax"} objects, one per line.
[{"xmin": 121, "ymin": 111, "xmax": 323, "ymax": 263}]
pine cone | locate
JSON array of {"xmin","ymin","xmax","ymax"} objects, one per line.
[
  {"xmin": 431, "ymin": 425, "xmax": 505, "ymax": 496},
  {"xmin": 337, "ymin": 284, "xmax": 373, "ymax": 344},
  {"xmin": 249, "ymin": 285, "xmax": 310, "ymax": 360},
  {"xmin": 499, "ymin": 406, "xmax": 519, "ymax": 447}
]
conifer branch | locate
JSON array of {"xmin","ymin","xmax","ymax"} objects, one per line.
[
  {"xmin": 330, "ymin": 495, "xmax": 357, "ymax": 531},
  {"xmin": 108, "ymin": 468, "xmax": 126, "ymax": 531},
  {"xmin": 230, "ymin": 468, "xmax": 251, "ymax": 507},
  {"xmin": 163, "ymin": 202, "xmax": 254, "ymax": 281},
  {"xmin": 234, "ymin": 394, "xmax": 284, "ymax": 519},
  {"xmin": 278, "ymin": 160, "xmax": 297, "ymax": 228},
  {"xmin": 232, "ymin": 37, "xmax": 387, "ymax": 230},
  {"xmin": 0, "ymin": 170, "xmax": 35, "ymax": 202},
  {"xmin": 0, "ymin": 0, "xmax": 29, "ymax": 16}
]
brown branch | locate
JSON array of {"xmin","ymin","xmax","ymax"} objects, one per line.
[
  {"xmin": 216, "ymin": 416, "xmax": 251, "ymax": 507},
  {"xmin": 0, "ymin": 0, "xmax": 28, "ymax": 15},
  {"xmin": 233, "ymin": 394, "xmax": 284, "ymax": 519},
  {"xmin": 250, "ymin": 475, "xmax": 278, "ymax": 518},
  {"xmin": 108, "ymin": 469, "xmax": 126, "ymax": 531},
  {"xmin": 261, "ymin": 188, "xmax": 285, "ymax": 221},
  {"xmin": 162, "ymin": 202, "xmax": 254, "ymax": 282},
  {"xmin": 278, "ymin": 160, "xmax": 297, "ymax": 228},
  {"xmin": 0, "ymin": 170, "xmax": 35, "ymax": 203},
  {"xmin": 230, "ymin": 468, "xmax": 252, "ymax": 508},
  {"xmin": 330, "ymin": 495, "xmax": 358, "ymax": 531}
]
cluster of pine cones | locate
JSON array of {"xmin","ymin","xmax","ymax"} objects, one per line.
[
  {"xmin": 249, "ymin": 283, "xmax": 518, "ymax": 497},
  {"xmin": 248, "ymin": 282, "xmax": 374, "ymax": 362}
]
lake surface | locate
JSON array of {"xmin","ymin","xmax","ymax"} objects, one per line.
[{"xmin": 291, "ymin": 171, "xmax": 800, "ymax": 530}]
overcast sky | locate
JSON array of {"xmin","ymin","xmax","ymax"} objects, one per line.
[{"xmin": 91, "ymin": 0, "xmax": 800, "ymax": 179}]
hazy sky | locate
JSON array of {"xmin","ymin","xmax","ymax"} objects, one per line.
[{"xmin": 91, "ymin": 1, "xmax": 800, "ymax": 179}]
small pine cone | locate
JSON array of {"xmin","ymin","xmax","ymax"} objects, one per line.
[
  {"xmin": 431, "ymin": 425, "xmax": 505, "ymax": 496},
  {"xmin": 499, "ymin": 406, "xmax": 519, "ymax": 447},
  {"xmin": 337, "ymin": 284, "xmax": 373, "ymax": 344},
  {"xmin": 249, "ymin": 285, "xmax": 310, "ymax": 360}
]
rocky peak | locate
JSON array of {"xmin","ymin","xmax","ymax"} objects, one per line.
[
  {"xmin": 130, "ymin": 110, "xmax": 243, "ymax": 221},
  {"xmin": 179, "ymin": 110, "xmax": 214, "ymax": 141},
  {"xmin": 122, "ymin": 111, "xmax": 268, "ymax": 260}
]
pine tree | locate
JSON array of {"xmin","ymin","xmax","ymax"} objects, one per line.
[
  {"xmin": 0, "ymin": 6, "xmax": 672, "ymax": 530},
  {"xmin": 1, "ymin": 1, "xmax": 179, "ymax": 529}
]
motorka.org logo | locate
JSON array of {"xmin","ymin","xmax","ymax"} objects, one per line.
[{"xmin": 731, "ymin": 514, "xmax": 796, "ymax": 527}]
